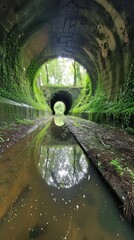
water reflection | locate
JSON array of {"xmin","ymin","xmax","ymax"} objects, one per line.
[
  {"xmin": 0, "ymin": 118, "xmax": 134, "ymax": 240},
  {"xmin": 54, "ymin": 116, "xmax": 64, "ymax": 126},
  {"xmin": 50, "ymin": 119, "xmax": 71, "ymax": 142},
  {"xmin": 38, "ymin": 145, "xmax": 88, "ymax": 188}
]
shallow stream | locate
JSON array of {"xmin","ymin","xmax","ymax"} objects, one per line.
[{"xmin": 0, "ymin": 118, "xmax": 133, "ymax": 240}]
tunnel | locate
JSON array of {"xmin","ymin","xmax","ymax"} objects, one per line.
[
  {"xmin": 50, "ymin": 91, "xmax": 73, "ymax": 115},
  {"xmin": 0, "ymin": 1, "xmax": 134, "ymax": 238},
  {"xmin": 0, "ymin": 0, "xmax": 133, "ymax": 119},
  {"xmin": 0, "ymin": 0, "xmax": 133, "ymax": 133}
]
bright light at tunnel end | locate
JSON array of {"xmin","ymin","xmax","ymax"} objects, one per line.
[{"xmin": 54, "ymin": 101, "xmax": 66, "ymax": 115}]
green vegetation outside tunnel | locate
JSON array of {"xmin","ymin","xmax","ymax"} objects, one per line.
[
  {"xmin": 33, "ymin": 57, "xmax": 92, "ymax": 113},
  {"xmin": 0, "ymin": 52, "xmax": 133, "ymax": 133},
  {"xmin": 71, "ymin": 59, "xmax": 134, "ymax": 133}
]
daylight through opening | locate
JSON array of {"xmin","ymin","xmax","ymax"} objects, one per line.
[{"xmin": 33, "ymin": 57, "xmax": 92, "ymax": 114}]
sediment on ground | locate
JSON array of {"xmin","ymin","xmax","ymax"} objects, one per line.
[
  {"xmin": 64, "ymin": 116, "xmax": 134, "ymax": 221},
  {"xmin": 0, "ymin": 116, "xmax": 52, "ymax": 153}
]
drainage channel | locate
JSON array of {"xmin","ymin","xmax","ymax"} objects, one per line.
[{"xmin": 0, "ymin": 118, "xmax": 133, "ymax": 240}]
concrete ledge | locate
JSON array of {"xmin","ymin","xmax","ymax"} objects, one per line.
[
  {"xmin": 64, "ymin": 116, "xmax": 134, "ymax": 222},
  {"xmin": 0, "ymin": 97, "xmax": 45, "ymax": 126}
]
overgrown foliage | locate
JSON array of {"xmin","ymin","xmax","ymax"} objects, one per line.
[
  {"xmin": 110, "ymin": 157, "xmax": 134, "ymax": 183},
  {"xmin": 0, "ymin": 42, "xmax": 48, "ymax": 110},
  {"xmin": 0, "ymin": 59, "xmax": 42, "ymax": 109},
  {"xmin": 35, "ymin": 58, "xmax": 87, "ymax": 87},
  {"xmin": 72, "ymin": 59, "xmax": 134, "ymax": 132},
  {"xmin": 71, "ymin": 75, "xmax": 92, "ymax": 112}
]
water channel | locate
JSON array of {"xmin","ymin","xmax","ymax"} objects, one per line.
[{"xmin": 0, "ymin": 117, "xmax": 133, "ymax": 240}]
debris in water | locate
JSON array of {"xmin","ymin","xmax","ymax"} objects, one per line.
[
  {"xmin": 88, "ymin": 175, "xmax": 90, "ymax": 180},
  {"xmin": 29, "ymin": 225, "xmax": 46, "ymax": 239}
]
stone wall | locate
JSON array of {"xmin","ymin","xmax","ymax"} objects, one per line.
[
  {"xmin": 0, "ymin": 98, "xmax": 45, "ymax": 127},
  {"xmin": 42, "ymin": 86, "xmax": 82, "ymax": 104},
  {"xmin": 0, "ymin": 0, "xmax": 134, "ymax": 109}
]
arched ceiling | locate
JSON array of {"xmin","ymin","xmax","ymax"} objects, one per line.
[{"xmin": 0, "ymin": 0, "xmax": 134, "ymax": 96}]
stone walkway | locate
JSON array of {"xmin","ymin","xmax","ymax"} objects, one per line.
[{"xmin": 64, "ymin": 116, "xmax": 134, "ymax": 221}]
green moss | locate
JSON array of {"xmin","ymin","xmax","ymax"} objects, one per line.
[
  {"xmin": 110, "ymin": 158, "xmax": 134, "ymax": 183},
  {"xmin": 0, "ymin": 28, "xmax": 49, "ymax": 111},
  {"xmin": 110, "ymin": 158, "xmax": 124, "ymax": 176},
  {"xmin": 71, "ymin": 74, "xmax": 92, "ymax": 112},
  {"xmin": 0, "ymin": 52, "xmax": 49, "ymax": 110},
  {"xmin": 72, "ymin": 59, "xmax": 134, "ymax": 132},
  {"xmin": 15, "ymin": 118, "xmax": 36, "ymax": 125}
]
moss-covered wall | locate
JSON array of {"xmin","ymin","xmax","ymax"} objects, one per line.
[
  {"xmin": 0, "ymin": 0, "xmax": 134, "ymax": 124},
  {"xmin": 42, "ymin": 86, "xmax": 82, "ymax": 104},
  {"xmin": 0, "ymin": 97, "xmax": 45, "ymax": 127}
]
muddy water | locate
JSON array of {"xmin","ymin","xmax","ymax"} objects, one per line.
[{"xmin": 0, "ymin": 118, "xmax": 133, "ymax": 240}]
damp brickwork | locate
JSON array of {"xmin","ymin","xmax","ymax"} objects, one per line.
[{"xmin": 0, "ymin": 0, "xmax": 134, "ymax": 100}]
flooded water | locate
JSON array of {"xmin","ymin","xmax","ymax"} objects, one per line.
[{"xmin": 0, "ymin": 117, "xmax": 133, "ymax": 240}]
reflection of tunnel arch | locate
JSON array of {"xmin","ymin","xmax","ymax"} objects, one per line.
[{"xmin": 50, "ymin": 91, "xmax": 72, "ymax": 115}]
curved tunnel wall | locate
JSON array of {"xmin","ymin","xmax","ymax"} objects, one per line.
[{"xmin": 0, "ymin": 0, "xmax": 134, "ymax": 107}]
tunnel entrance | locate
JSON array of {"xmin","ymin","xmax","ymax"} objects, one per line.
[
  {"xmin": 33, "ymin": 57, "xmax": 91, "ymax": 113},
  {"xmin": 0, "ymin": 0, "xmax": 134, "ymax": 238},
  {"xmin": 50, "ymin": 90, "xmax": 72, "ymax": 115},
  {"xmin": 34, "ymin": 58, "xmax": 90, "ymax": 87},
  {"xmin": 54, "ymin": 101, "xmax": 66, "ymax": 115}
]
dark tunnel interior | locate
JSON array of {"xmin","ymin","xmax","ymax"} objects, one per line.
[
  {"xmin": 0, "ymin": 1, "xmax": 134, "ymax": 238},
  {"xmin": 50, "ymin": 91, "xmax": 73, "ymax": 115}
]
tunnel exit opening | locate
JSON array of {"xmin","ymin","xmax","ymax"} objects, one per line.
[
  {"xmin": 32, "ymin": 57, "xmax": 93, "ymax": 115},
  {"xmin": 54, "ymin": 101, "xmax": 66, "ymax": 115},
  {"xmin": 50, "ymin": 90, "xmax": 72, "ymax": 115},
  {"xmin": 34, "ymin": 57, "xmax": 89, "ymax": 87}
]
